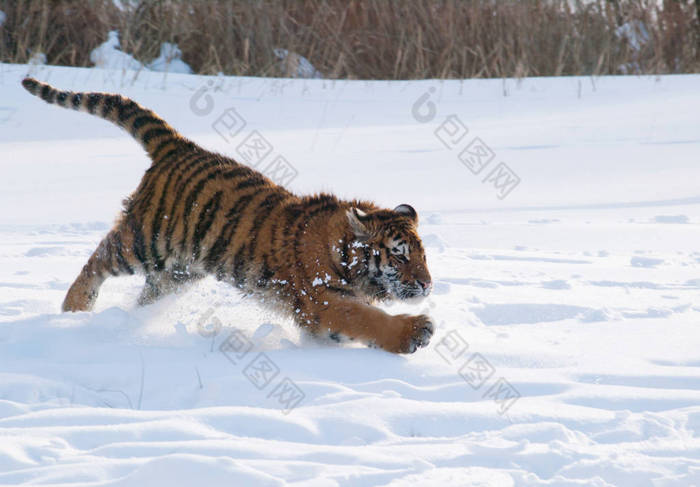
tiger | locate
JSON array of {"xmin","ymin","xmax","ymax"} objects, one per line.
[{"xmin": 21, "ymin": 77, "xmax": 434, "ymax": 354}]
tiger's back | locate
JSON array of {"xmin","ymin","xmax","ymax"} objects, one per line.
[{"xmin": 22, "ymin": 77, "xmax": 435, "ymax": 354}]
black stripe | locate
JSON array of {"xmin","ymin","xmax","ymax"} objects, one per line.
[
  {"xmin": 267, "ymin": 219, "xmax": 280, "ymax": 269},
  {"xmin": 71, "ymin": 93, "xmax": 82, "ymax": 109},
  {"xmin": 113, "ymin": 232, "xmax": 135, "ymax": 275},
  {"xmin": 283, "ymin": 196, "xmax": 336, "ymax": 244},
  {"xmin": 326, "ymin": 285, "xmax": 354, "ymax": 297},
  {"xmin": 152, "ymin": 138, "xmax": 176, "ymax": 161},
  {"xmin": 56, "ymin": 91, "xmax": 68, "ymax": 105},
  {"xmin": 105, "ymin": 238, "xmax": 120, "ymax": 277},
  {"xmin": 148, "ymin": 233, "xmax": 166, "ymax": 272},
  {"xmin": 245, "ymin": 193, "xmax": 287, "ymax": 251},
  {"xmin": 293, "ymin": 201, "xmax": 339, "ymax": 232},
  {"xmin": 141, "ymin": 127, "xmax": 171, "ymax": 147},
  {"xmin": 102, "ymin": 95, "xmax": 119, "ymax": 118},
  {"xmin": 293, "ymin": 296, "xmax": 304, "ymax": 316},
  {"xmin": 222, "ymin": 166, "xmax": 254, "ymax": 181},
  {"xmin": 331, "ymin": 241, "xmax": 350, "ymax": 283},
  {"xmin": 165, "ymin": 161, "xmax": 260, "ymax": 259},
  {"xmin": 129, "ymin": 218, "xmax": 150, "ymax": 272},
  {"xmin": 234, "ymin": 175, "xmax": 267, "ymax": 189},
  {"xmin": 290, "ymin": 200, "xmax": 341, "ymax": 288},
  {"xmin": 362, "ymin": 246, "xmax": 372, "ymax": 277},
  {"xmin": 163, "ymin": 157, "xmax": 221, "ymax": 254},
  {"xmin": 163, "ymin": 154, "xmax": 218, "ymax": 205},
  {"xmin": 148, "ymin": 156, "xmax": 194, "ymax": 265},
  {"xmin": 40, "ymin": 85, "xmax": 51, "ymax": 101},
  {"xmin": 131, "ymin": 115, "xmax": 159, "ymax": 134},
  {"xmin": 143, "ymin": 154, "xmax": 197, "ymax": 264},
  {"xmin": 241, "ymin": 192, "xmax": 288, "ymax": 285},
  {"xmin": 179, "ymin": 167, "xmax": 263, "ymax": 253},
  {"xmin": 22, "ymin": 78, "xmax": 38, "ymax": 93},
  {"xmin": 154, "ymin": 139, "xmax": 199, "ymax": 162},
  {"xmin": 229, "ymin": 175, "xmax": 268, "ymax": 191},
  {"xmin": 231, "ymin": 246, "xmax": 247, "ymax": 286},
  {"xmin": 118, "ymin": 100, "xmax": 138, "ymax": 122},
  {"xmin": 158, "ymin": 147, "xmax": 182, "ymax": 165},
  {"xmin": 177, "ymin": 159, "xmax": 221, "ymax": 207},
  {"xmin": 204, "ymin": 193, "xmax": 257, "ymax": 272},
  {"xmin": 248, "ymin": 192, "xmax": 286, "ymax": 238},
  {"xmin": 192, "ymin": 191, "xmax": 223, "ymax": 260},
  {"xmin": 280, "ymin": 204, "xmax": 305, "ymax": 245},
  {"xmin": 340, "ymin": 240, "xmax": 350, "ymax": 268},
  {"xmin": 87, "ymin": 93, "xmax": 101, "ymax": 114},
  {"xmin": 256, "ymin": 263, "xmax": 274, "ymax": 288},
  {"xmin": 152, "ymin": 137, "xmax": 188, "ymax": 161},
  {"xmin": 180, "ymin": 172, "xmax": 220, "ymax": 252}
]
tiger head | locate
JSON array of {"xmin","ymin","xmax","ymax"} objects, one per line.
[{"xmin": 346, "ymin": 204, "xmax": 432, "ymax": 301}]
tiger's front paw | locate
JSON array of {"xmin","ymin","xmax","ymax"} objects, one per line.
[
  {"xmin": 62, "ymin": 287, "xmax": 97, "ymax": 312},
  {"xmin": 397, "ymin": 314, "xmax": 435, "ymax": 354}
]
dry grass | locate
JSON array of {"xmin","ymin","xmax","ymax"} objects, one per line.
[{"xmin": 0, "ymin": 0, "xmax": 698, "ymax": 79}]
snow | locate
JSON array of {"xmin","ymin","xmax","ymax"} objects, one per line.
[
  {"xmin": 616, "ymin": 21, "xmax": 651, "ymax": 74},
  {"xmin": 654, "ymin": 215, "xmax": 689, "ymax": 224},
  {"xmin": 273, "ymin": 48, "xmax": 322, "ymax": 79},
  {"xmin": 616, "ymin": 20, "xmax": 650, "ymax": 52},
  {"xmin": 89, "ymin": 31, "xmax": 143, "ymax": 71},
  {"xmin": 147, "ymin": 43, "xmax": 192, "ymax": 74},
  {"xmin": 1, "ymin": 63, "xmax": 700, "ymax": 486},
  {"xmin": 27, "ymin": 52, "xmax": 46, "ymax": 66}
]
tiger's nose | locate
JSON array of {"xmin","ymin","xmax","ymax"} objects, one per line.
[{"xmin": 417, "ymin": 279, "xmax": 432, "ymax": 294}]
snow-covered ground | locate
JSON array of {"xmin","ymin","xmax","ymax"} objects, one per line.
[{"xmin": 1, "ymin": 63, "xmax": 699, "ymax": 486}]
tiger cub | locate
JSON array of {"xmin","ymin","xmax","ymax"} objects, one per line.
[{"xmin": 22, "ymin": 77, "xmax": 434, "ymax": 354}]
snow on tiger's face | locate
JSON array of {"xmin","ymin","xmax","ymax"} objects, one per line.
[{"xmin": 347, "ymin": 204, "xmax": 432, "ymax": 301}]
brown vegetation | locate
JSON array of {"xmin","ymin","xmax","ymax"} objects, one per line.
[{"xmin": 0, "ymin": 0, "xmax": 698, "ymax": 79}]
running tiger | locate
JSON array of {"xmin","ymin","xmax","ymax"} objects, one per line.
[{"xmin": 21, "ymin": 77, "xmax": 434, "ymax": 354}]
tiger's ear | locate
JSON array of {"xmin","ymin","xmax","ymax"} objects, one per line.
[
  {"xmin": 346, "ymin": 208, "xmax": 370, "ymax": 240},
  {"xmin": 394, "ymin": 204, "xmax": 418, "ymax": 223}
]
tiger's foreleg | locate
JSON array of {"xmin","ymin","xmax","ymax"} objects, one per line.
[
  {"xmin": 137, "ymin": 267, "xmax": 204, "ymax": 306},
  {"xmin": 63, "ymin": 227, "xmax": 138, "ymax": 312},
  {"xmin": 299, "ymin": 293, "xmax": 434, "ymax": 354}
]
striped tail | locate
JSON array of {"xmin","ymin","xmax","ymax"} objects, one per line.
[{"xmin": 21, "ymin": 77, "xmax": 185, "ymax": 159}]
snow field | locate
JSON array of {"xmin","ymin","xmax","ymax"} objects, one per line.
[{"xmin": 0, "ymin": 63, "xmax": 699, "ymax": 485}]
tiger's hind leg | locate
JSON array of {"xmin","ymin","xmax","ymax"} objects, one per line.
[
  {"xmin": 137, "ymin": 266, "xmax": 204, "ymax": 306},
  {"xmin": 63, "ymin": 227, "xmax": 138, "ymax": 312}
]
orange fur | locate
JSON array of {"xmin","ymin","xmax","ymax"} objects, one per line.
[{"xmin": 22, "ymin": 78, "xmax": 434, "ymax": 354}]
